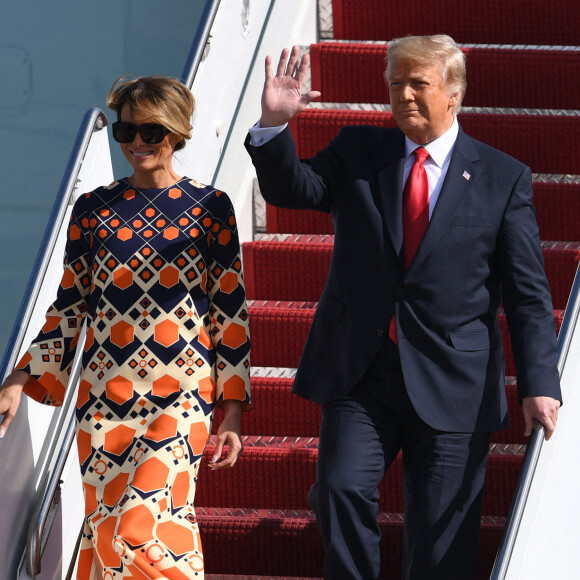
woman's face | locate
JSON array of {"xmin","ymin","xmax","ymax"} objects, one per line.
[{"xmin": 118, "ymin": 102, "xmax": 182, "ymax": 178}]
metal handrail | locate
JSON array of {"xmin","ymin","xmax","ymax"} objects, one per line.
[
  {"xmin": 0, "ymin": 108, "xmax": 108, "ymax": 578},
  {"xmin": 25, "ymin": 382, "xmax": 79, "ymax": 577},
  {"xmin": 490, "ymin": 262, "xmax": 580, "ymax": 579},
  {"xmin": 0, "ymin": 107, "xmax": 107, "ymax": 382},
  {"xmin": 180, "ymin": 0, "xmax": 222, "ymax": 89}
]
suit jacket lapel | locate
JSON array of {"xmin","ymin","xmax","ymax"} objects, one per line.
[
  {"xmin": 411, "ymin": 128, "xmax": 481, "ymax": 270},
  {"xmin": 374, "ymin": 131, "xmax": 406, "ymax": 256}
]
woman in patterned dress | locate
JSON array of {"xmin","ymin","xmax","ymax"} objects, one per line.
[{"xmin": 0, "ymin": 76, "xmax": 251, "ymax": 579}]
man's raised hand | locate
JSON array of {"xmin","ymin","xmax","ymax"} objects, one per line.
[{"xmin": 260, "ymin": 45, "xmax": 321, "ymax": 128}]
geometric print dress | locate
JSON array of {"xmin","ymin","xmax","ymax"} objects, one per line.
[{"xmin": 16, "ymin": 177, "xmax": 251, "ymax": 579}]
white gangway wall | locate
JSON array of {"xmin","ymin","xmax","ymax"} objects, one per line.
[
  {"xmin": 0, "ymin": 1, "xmax": 317, "ymax": 578},
  {"xmin": 501, "ymin": 281, "xmax": 580, "ymax": 579},
  {"xmin": 176, "ymin": 0, "xmax": 317, "ymax": 246}
]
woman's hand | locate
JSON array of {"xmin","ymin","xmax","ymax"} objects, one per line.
[
  {"xmin": 0, "ymin": 370, "xmax": 29, "ymax": 438},
  {"xmin": 260, "ymin": 45, "xmax": 322, "ymax": 128},
  {"xmin": 208, "ymin": 400, "xmax": 244, "ymax": 470}
]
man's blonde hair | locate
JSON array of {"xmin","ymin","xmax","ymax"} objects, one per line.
[{"xmin": 385, "ymin": 34, "xmax": 466, "ymax": 115}]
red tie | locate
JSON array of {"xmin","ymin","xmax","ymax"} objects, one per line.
[{"xmin": 389, "ymin": 147, "xmax": 430, "ymax": 343}]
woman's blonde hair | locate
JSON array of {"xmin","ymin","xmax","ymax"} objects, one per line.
[
  {"xmin": 107, "ymin": 75, "xmax": 195, "ymax": 151},
  {"xmin": 385, "ymin": 34, "xmax": 467, "ymax": 115}
]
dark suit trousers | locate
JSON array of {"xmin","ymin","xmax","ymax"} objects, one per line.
[{"xmin": 308, "ymin": 338, "xmax": 491, "ymax": 580}]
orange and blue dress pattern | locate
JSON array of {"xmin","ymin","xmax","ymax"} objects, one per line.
[{"xmin": 16, "ymin": 177, "xmax": 251, "ymax": 579}]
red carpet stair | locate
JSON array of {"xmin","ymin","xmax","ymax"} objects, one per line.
[
  {"xmin": 331, "ymin": 0, "xmax": 580, "ymax": 45},
  {"xmin": 309, "ymin": 43, "xmax": 580, "ymax": 110},
  {"xmin": 201, "ymin": 1, "xmax": 580, "ymax": 578}
]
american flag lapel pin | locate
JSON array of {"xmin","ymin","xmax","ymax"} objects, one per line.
[{"xmin": 462, "ymin": 170, "xmax": 471, "ymax": 181}]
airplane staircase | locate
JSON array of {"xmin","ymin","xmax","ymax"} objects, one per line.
[
  {"xmin": 200, "ymin": 0, "xmax": 580, "ymax": 579},
  {"xmin": 1, "ymin": 0, "xmax": 579, "ymax": 578}
]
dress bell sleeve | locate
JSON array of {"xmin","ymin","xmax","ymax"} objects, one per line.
[
  {"xmin": 15, "ymin": 197, "xmax": 93, "ymax": 406},
  {"xmin": 206, "ymin": 191, "xmax": 251, "ymax": 410}
]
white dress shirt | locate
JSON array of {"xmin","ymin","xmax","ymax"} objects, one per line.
[{"xmin": 404, "ymin": 117, "xmax": 459, "ymax": 219}]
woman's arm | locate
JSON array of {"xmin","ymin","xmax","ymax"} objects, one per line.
[
  {"xmin": 0, "ymin": 370, "xmax": 29, "ymax": 438},
  {"xmin": 14, "ymin": 196, "xmax": 93, "ymax": 406}
]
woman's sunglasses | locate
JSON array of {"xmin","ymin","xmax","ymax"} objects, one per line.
[{"xmin": 112, "ymin": 121, "xmax": 171, "ymax": 144}]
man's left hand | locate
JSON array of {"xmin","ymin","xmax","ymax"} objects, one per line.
[{"xmin": 522, "ymin": 396, "xmax": 561, "ymax": 441}]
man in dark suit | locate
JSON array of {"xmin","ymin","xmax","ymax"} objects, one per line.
[{"xmin": 245, "ymin": 35, "xmax": 562, "ymax": 579}]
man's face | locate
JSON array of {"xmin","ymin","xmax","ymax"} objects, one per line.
[{"xmin": 387, "ymin": 57, "xmax": 460, "ymax": 144}]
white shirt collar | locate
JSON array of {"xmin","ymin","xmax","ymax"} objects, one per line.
[{"xmin": 405, "ymin": 117, "xmax": 459, "ymax": 168}]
